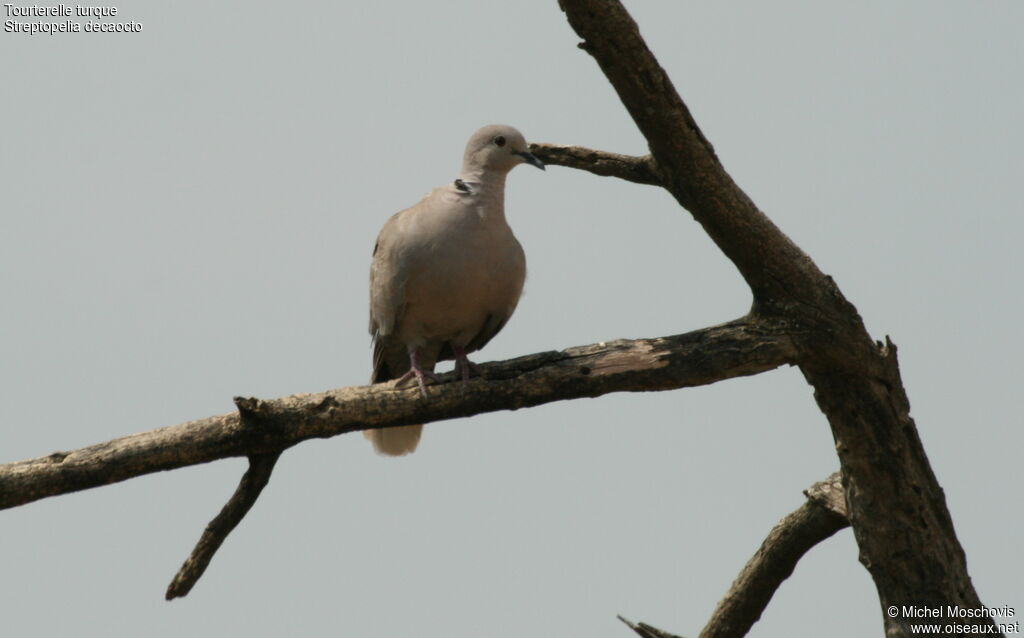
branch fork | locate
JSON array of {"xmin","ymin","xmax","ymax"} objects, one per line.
[{"xmin": 0, "ymin": 2, "xmax": 999, "ymax": 636}]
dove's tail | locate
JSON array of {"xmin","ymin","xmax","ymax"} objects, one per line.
[
  {"xmin": 364, "ymin": 425, "xmax": 423, "ymax": 456},
  {"xmin": 365, "ymin": 338, "xmax": 427, "ymax": 456}
]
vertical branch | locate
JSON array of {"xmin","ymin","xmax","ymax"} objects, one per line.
[
  {"xmin": 556, "ymin": 1, "xmax": 999, "ymax": 635},
  {"xmin": 558, "ymin": 0, "xmax": 830, "ymax": 310}
]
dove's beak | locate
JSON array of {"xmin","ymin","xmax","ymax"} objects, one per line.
[{"xmin": 515, "ymin": 151, "xmax": 545, "ymax": 171}]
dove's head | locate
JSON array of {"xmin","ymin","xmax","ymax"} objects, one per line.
[{"xmin": 462, "ymin": 125, "xmax": 545, "ymax": 175}]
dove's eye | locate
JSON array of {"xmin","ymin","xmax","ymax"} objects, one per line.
[{"xmin": 493, "ymin": 135, "xmax": 506, "ymax": 147}]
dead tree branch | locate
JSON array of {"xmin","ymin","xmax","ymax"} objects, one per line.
[
  {"xmin": 0, "ymin": 4, "xmax": 1000, "ymax": 634},
  {"xmin": 698, "ymin": 473, "xmax": 848, "ymax": 638},
  {"xmin": 556, "ymin": 0, "xmax": 998, "ymax": 634},
  {"xmin": 0, "ymin": 316, "xmax": 796, "ymax": 512},
  {"xmin": 166, "ymin": 450, "xmax": 281, "ymax": 600},
  {"xmin": 617, "ymin": 474, "xmax": 848, "ymax": 638},
  {"xmin": 529, "ymin": 144, "xmax": 662, "ymax": 186},
  {"xmin": 618, "ymin": 615, "xmax": 686, "ymax": 638}
]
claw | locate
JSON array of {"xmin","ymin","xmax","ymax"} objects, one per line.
[{"xmin": 396, "ymin": 348, "xmax": 439, "ymax": 397}]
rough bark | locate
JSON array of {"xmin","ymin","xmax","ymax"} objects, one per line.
[
  {"xmin": 528, "ymin": 144, "xmax": 662, "ymax": 186},
  {"xmin": 698, "ymin": 473, "xmax": 849, "ymax": 638},
  {"xmin": 555, "ymin": 1, "xmax": 997, "ymax": 635},
  {"xmin": 618, "ymin": 474, "xmax": 850, "ymax": 638},
  {"xmin": 166, "ymin": 450, "xmax": 281, "ymax": 600},
  {"xmin": 0, "ymin": 317, "xmax": 795, "ymax": 511}
]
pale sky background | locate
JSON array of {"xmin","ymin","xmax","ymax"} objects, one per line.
[{"xmin": 2, "ymin": 2, "xmax": 1021, "ymax": 637}]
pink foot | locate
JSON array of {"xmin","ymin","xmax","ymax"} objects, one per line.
[
  {"xmin": 396, "ymin": 348, "xmax": 439, "ymax": 397},
  {"xmin": 453, "ymin": 345, "xmax": 485, "ymax": 382}
]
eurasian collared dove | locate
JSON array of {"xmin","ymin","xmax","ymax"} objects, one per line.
[{"xmin": 365, "ymin": 124, "xmax": 544, "ymax": 456}]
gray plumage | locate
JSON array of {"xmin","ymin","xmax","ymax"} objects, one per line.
[{"xmin": 365, "ymin": 125, "xmax": 544, "ymax": 455}]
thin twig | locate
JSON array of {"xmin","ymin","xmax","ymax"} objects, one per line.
[
  {"xmin": 529, "ymin": 143, "xmax": 662, "ymax": 186},
  {"xmin": 618, "ymin": 615, "xmax": 688, "ymax": 638}
]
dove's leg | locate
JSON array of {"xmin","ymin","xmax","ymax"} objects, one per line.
[
  {"xmin": 452, "ymin": 345, "xmax": 486, "ymax": 382},
  {"xmin": 396, "ymin": 347, "xmax": 439, "ymax": 397}
]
